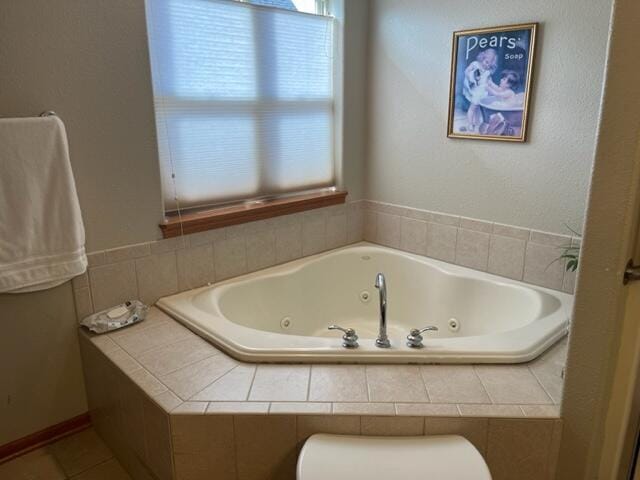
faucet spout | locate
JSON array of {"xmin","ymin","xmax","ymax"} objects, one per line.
[{"xmin": 374, "ymin": 273, "xmax": 391, "ymax": 348}]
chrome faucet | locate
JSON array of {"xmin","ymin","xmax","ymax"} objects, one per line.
[
  {"xmin": 406, "ymin": 325, "xmax": 438, "ymax": 348},
  {"xmin": 374, "ymin": 273, "xmax": 391, "ymax": 348},
  {"xmin": 328, "ymin": 325, "xmax": 359, "ymax": 348}
]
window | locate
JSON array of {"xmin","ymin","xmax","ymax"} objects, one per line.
[{"xmin": 145, "ymin": 0, "xmax": 336, "ymax": 213}]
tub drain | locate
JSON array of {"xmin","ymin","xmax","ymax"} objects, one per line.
[{"xmin": 280, "ymin": 316, "xmax": 292, "ymax": 329}]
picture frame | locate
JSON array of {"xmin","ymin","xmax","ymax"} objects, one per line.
[{"xmin": 447, "ymin": 23, "xmax": 538, "ymax": 142}]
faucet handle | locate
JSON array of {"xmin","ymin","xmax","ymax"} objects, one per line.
[
  {"xmin": 328, "ymin": 325, "xmax": 359, "ymax": 349},
  {"xmin": 406, "ymin": 326, "xmax": 438, "ymax": 348}
]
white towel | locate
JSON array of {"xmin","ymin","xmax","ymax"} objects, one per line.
[{"xmin": 0, "ymin": 116, "xmax": 87, "ymax": 293}]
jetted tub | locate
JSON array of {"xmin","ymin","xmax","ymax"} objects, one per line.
[{"xmin": 157, "ymin": 243, "xmax": 572, "ymax": 363}]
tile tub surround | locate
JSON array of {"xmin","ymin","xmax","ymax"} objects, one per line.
[
  {"xmin": 79, "ymin": 309, "xmax": 565, "ymax": 480},
  {"xmin": 362, "ymin": 200, "xmax": 580, "ymax": 294},
  {"xmin": 72, "ymin": 202, "xmax": 363, "ymax": 323},
  {"xmin": 71, "ymin": 199, "xmax": 578, "ymax": 326}
]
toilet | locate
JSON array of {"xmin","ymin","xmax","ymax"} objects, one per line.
[{"xmin": 297, "ymin": 434, "xmax": 492, "ymax": 480}]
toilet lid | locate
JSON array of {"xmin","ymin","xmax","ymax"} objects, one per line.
[{"xmin": 297, "ymin": 434, "xmax": 492, "ymax": 480}]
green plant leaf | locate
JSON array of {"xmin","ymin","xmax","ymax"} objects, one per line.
[
  {"xmin": 566, "ymin": 259, "xmax": 578, "ymax": 272},
  {"xmin": 549, "ymin": 224, "xmax": 581, "ymax": 273},
  {"xmin": 563, "ymin": 223, "xmax": 583, "ymax": 238}
]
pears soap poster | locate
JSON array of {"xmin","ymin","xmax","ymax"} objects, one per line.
[{"xmin": 448, "ymin": 24, "xmax": 537, "ymax": 141}]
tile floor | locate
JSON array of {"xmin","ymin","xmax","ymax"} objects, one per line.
[{"xmin": 0, "ymin": 428, "xmax": 130, "ymax": 480}]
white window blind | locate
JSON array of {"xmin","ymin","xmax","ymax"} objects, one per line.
[{"xmin": 145, "ymin": 0, "xmax": 335, "ymax": 212}]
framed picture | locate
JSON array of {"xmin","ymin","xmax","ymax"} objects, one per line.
[{"xmin": 447, "ymin": 23, "xmax": 537, "ymax": 142}]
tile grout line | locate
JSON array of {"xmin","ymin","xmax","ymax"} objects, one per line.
[
  {"xmin": 518, "ymin": 236, "xmax": 528, "ymax": 281},
  {"xmin": 528, "ymin": 365, "xmax": 558, "ymax": 405},
  {"xmin": 139, "ymin": 345, "xmax": 221, "ymax": 378},
  {"xmin": 364, "ymin": 365, "xmax": 372, "ymax": 402},
  {"xmin": 246, "ymin": 364, "xmax": 259, "ymax": 401},
  {"xmin": 185, "ymin": 363, "xmax": 241, "ymax": 402},
  {"xmin": 417, "ymin": 367, "xmax": 432, "ymax": 403},
  {"xmin": 132, "ymin": 255, "xmax": 142, "ymax": 305},
  {"xmin": 232, "ymin": 416, "xmax": 240, "ymax": 478},
  {"xmin": 453, "ymin": 226, "xmax": 460, "ymax": 264},
  {"xmin": 156, "ymin": 383, "xmax": 184, "ymax": 410},
  {"xmin": 184, "ymin": 361, "xmax": 239, "ymax": 403},
  {"xmin": 211, "ymin": 239, "xmax": 221, "ymax": 282},
  {"xmin": 473, "ymin": 366, "xmax": 497, "ymax": 404},
  {"xmin": 472, "ymin": 365, "xmax": 494, "ymax": 404},
  {"xmin": 541, "ymin": 422, "xmax": 555, "ymax": 479},
  {"xmin": 419, "ymin": 368, "xmax": 432, "ymax": 404},
  {"xmin": 487, "ymin": 234, "xmax": 496, "ymax": 275},
  {"xmin": 306, "ymin": 365, "xmax": 314, "ymax": 402},
  {"xmin": 483, "ymin": 417, "xmax": 491, "ymax": 458},
  {"xmin": 85, "ymin": 271, "xmax": 98, "ymax": 323},
  {"xmin": 107, "ymin": 321, "xmax": 173, "ymax": 355}
]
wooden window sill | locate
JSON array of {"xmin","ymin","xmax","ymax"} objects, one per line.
[{"xmin": 159, "ymin": 190, "xmax": 348, "ymax": 238}]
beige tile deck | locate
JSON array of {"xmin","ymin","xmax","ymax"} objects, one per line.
[
  {"xmin": 248, "ymin": 365, "xmax": 310, "ymax": 402},
  {"xmin": 82, "ymin": 307, "xmax": 566, "ymax": 418},
  {"xmin": 191, "ymin": 364, "xmax": 256, "ymax": 401},
  {"xmin": 420, "ymin": 365, "xmax": 490, "ymax": 404},
  {"xmin": 475, "ymin": 365, "xmax": 554, "ymax": 405},
  {"xmin": 135, "ymin": 335, "xmax": 219, "ymax": 377},
  {"xmin": 159, "ymin": 354, "xmax": 237, "ymax": 400},
  {"xmin": 309, "ymin": 365, "xmax": 369, "ymax": 402},
  {"xmin": 308, "ymin": 365, "xmax": 368, "ymax": 402},
  {"xmin": 365, "ymin": 365, "xmax": 429, "ymax": 402}
]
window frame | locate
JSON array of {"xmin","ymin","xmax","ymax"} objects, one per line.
[
  {"xmin": 150, "ymin": 0, "xmax": 347, "ymax": 237},
  {"xmin": 236, "ymin": 0, "xmax": 329, "ymax": 16}
]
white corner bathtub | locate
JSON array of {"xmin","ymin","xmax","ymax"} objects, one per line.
[{"xmin": 157, "ymin": 243, "xmax": 572, "ymax": 364}]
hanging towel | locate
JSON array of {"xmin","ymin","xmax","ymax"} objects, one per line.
[{"xmin": 0, "ymin": 116, "xmax": 87, "ymax": 293}]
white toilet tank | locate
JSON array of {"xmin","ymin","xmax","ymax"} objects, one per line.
[{"xmin": 297, "ymin": 434, "xmax": 492, "ymax": 480}]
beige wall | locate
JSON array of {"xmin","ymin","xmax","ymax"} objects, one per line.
[
  {"xmin": 0, "ymin": 0, "xmax": 162, "ymax": 253},
  {"xmin": 366, "ymin": 0, "xmax": 612, "ymax": 234},
  {"xmin": 0, "ymin": 283, "xmax": 87, "ymax": 445},
  {"xmin": 341, "ymin": 0, "xmax": 369, "ymax": 201},
  {"xmin": 558, "ymin": 0, "xmax": 640, "ymax": 477},
  {"xmin": 0, "ymin": 0, "xmax": 160, "ymax": 445},
  {"xmin": 0, "ymin": 0, "xmax": 368, "ymax": 444}
]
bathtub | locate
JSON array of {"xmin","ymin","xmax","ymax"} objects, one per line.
[
  {"xmin": 479, "ymin": 93, "xmax": 525, "ymax": 130},
  {"xmin": 157, "ymin": 243, "xmax": 572, "ymax": 363}
]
